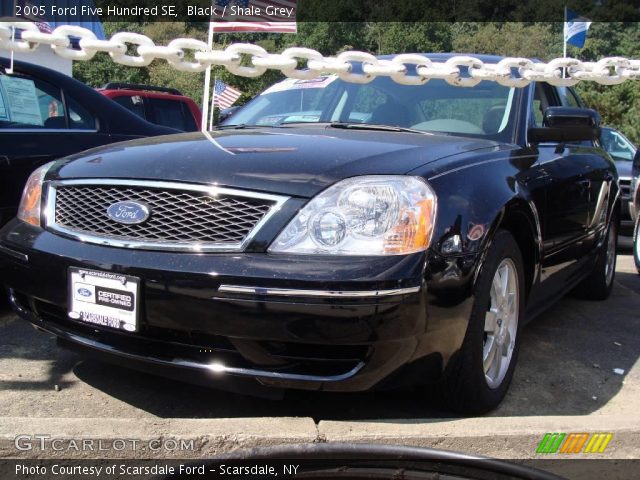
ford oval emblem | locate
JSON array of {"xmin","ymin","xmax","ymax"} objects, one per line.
[
  {"xmin": 77, "ymin": 288, "xmax": 92, "ymax": 297},
  {"xmin": 106, "ymin": 201, "xmax": 150, "ymax": 225}
]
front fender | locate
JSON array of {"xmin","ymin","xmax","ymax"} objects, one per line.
[
  {"xmin": 408, "ymin": 150, "xmax": 542, "ymax": 370},
  {"xmin": 422, "ymin": 151, "xmax": 539, "ymax": 260}
]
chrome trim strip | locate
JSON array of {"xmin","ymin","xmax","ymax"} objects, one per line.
[
  {"xmin": 7, "ymin": 291, "xmax": 364, "ymax": 384},
  {"xmin": 218, "ymin": 285, "xmax": 421, "ymax": 298},
  {"xmin": 172, "ymin": 358, "xmax": 365, "ymax": 382},
  {"xmin": 0, "ymin": 244, "xmax": 28, "ymax": 262},
  {"xmin": 63, "ymin": 328, "xmax": 363, "ymax": 382},
  {"xmin": 44, "ymin": 179, "xmax": 289, "ymax": 253}
]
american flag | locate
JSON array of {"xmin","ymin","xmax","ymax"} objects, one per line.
[
  {"xmin": 33, "ymin": 21, "xmax": 53, "ymax": 33},
  {"xmin": 213, "ymin": 80, "xmax": 243, "ymax": 109},
  {"xmin": 212, "ymin": 0, "xmax": 297, "ymax": 33}
]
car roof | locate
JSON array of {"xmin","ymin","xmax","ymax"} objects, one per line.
[{"xmin": 1, "ymin": 56, "xmax": 76, "ymax": 85}]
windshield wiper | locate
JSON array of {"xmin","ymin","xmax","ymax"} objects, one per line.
[
  {"xmin": 216, "ymin": 124, "xmax": 287, "ymax": 130},
  {"xmin": 329, "ymin": 122, "xmax": 430, "ymax": 135}
]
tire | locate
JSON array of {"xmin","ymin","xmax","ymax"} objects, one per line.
[
  {"xmin": 634, "ymin": 214, "xmax": 640, "ymax": 275},
  {"xmin": 438, "ymin": 230, "xmax": 525, "ymax": 415},
  {"xmin": 578, "ymin": 219, "xmax": 617, "ymax": 300}
]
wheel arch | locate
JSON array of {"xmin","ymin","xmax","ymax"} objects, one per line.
[{"xmin": 482, "ymin": 199, "xmax": 541, "ymax": 301}]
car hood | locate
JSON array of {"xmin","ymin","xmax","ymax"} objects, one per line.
[{"xmin": 53, "ymin": 127, "xmax": 503, "ymax": 198}]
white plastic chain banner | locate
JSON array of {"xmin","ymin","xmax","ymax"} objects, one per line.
[{"xmin": 2, "ymin": 22, "xmax": 640, "ymax": 87}]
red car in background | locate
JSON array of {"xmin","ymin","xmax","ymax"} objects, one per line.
[{"xmin": 98, "ymin": 83, "xmax": 202, "ymax": 131}]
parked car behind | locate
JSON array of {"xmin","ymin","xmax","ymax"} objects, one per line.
[
  {"xmin": 0, "ymin": 54, "xmax": 619, "ymax": 414},
  {"xmin": 0, "ymin": 58, "xmax": 177, "ymax": 228},
  {"xmin": 600, "ymin": 126, "xmax": 637, "ymax": 233},
  {"xmin": 98, "ymin": 83, "xmax": 202, "ymax": 132}
]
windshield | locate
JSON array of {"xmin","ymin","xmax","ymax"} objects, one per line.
[{"xmin": 224, "ymin": 72, "xmax": 517, "ymax": 140}]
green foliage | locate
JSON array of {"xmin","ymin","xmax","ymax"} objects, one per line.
[
  {"xmin": 73, "ymin": 22, "xmax": 150, "ymax": 87},
  {"xmin": 143, "ymin": 23, "xmax": 206, "ymax": 104},
  {"xmin": 368, "ymin": 23, "xmax": 452, "ymax": 55},
  {"xmin": 451, "ymin": 23, "xmax": 561, "ymax": 59},
  {"xmin": 574, "ymin": 23, "xmax": 640, "ymax": 143},
  {"xmin": 578, "ymin": 82, "xmax": 640, "ymax": 142}
]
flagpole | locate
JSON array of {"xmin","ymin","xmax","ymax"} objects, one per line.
[
  {"xmin": 562, "ymin": 5, "xmax": 568, "ymax": 79},
  {"xmin": 8, "ymin": 0, "xmax": 18, "ymax": 73},
  {"xmin": 209, "ymin": 75, "xmax": 216, "ymax": 131},
  {"xmin": 563, "ymin": 5, "xmax": 567, "ymax": 60},
  {"xmin": 201, "ymin": 21, "xmax": 215, "ymax": 132}
]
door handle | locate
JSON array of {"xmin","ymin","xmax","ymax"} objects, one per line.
[{"xmin": 0, "ymin": 155, "xmax": 9, "ymax": 169}]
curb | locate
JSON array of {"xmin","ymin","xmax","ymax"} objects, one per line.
[{"xmin": 1, "ymin": 415, "xmax": 638, "ymax": 460}]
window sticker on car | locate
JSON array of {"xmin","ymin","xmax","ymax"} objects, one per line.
[
  {"xmin": 0, "ymin": 76, "xmax": 43, "ymax": 125},
  {"xmin": 262, "ymin": 75, "xmax": 338, "ymax": 95}
]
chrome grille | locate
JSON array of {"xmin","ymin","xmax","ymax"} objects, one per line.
[{"xmin": 47, "ymin": 181, "xmax": 287, "ymax": 252}]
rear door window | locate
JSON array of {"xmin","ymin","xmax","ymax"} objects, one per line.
[
  {"xmin": 0, "ymin": 74, "xmax": 96, "ymax": 130},
  {"xmin": 146, "ymin": 97, "xmax": 196, "ymax": 131},
  {"xmin": 112, "ymin": 95, "xmax": 146, "ymax": 120},
  {"xmin": 0, "ymin": 74, "xmax": 62, "ymax": 127},
  {"xmin": 67, "ymin": 97, "xmax": 97, "ymax": 130},
  {"xmin": 531, "ymin": 83, "xmax": 561, "ymax": 127}
]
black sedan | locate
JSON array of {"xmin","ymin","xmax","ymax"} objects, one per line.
[
  {"xmin": 0, "ymin": 54, "xmax": 619, "ymax": 414},
  {"xmin": 0, "ymin": 57, "xmax": 175, "ymax": 227}
]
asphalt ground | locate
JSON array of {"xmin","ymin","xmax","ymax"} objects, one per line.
[{"xmin": 0, "ymin": 241, "xmax": 638, "ymax": 477}]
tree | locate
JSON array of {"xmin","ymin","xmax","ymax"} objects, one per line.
[
  {"xmin": 451, "ymin": 23, "xmax": 560, "ymax": 59},
  {"xmin": 73, "ymin": 22, "xmax": 150, "ymax": 87},
  {"xmin": 575, "ymin": 23, "xmax": 640, "ymax": 143}
]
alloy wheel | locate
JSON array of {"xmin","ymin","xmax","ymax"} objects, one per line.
[
  {"xmin": 483, "ymin": 258, "xmax": 519, "ymax": 389},
  {"xmin": 605, "ymin": 225, "xmax": 616, "ymax": 286}
]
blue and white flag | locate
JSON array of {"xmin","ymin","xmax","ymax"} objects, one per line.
[{"xmin": 565, "ymin": 9, "xmax": 592, "ymax": 48}]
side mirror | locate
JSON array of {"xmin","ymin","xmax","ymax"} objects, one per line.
[
  {"xmin": 528, "ymin": 107, "xmax": 601, "ymax": 144},
  {"xmin": 633, "ymin": 148, "xmax": 640, "ymax": 169}
]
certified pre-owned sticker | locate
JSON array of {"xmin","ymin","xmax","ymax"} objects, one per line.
[{"xmin": 95, "ymin": 286, "xmax": 134, "ymax": 311}]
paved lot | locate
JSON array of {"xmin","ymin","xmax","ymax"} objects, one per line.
[{"xmin": 0, "ymin": 246, "xmax": 639, "ymax": 473}]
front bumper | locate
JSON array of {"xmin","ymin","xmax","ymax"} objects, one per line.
[{"xmin": 0, "ymin": 221, "xmax": 454, "ymax": 393}]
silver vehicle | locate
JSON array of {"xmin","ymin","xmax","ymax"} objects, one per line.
[{"xmin": 600, "ymin": 126, "xmax": 637, "ymax": 232}]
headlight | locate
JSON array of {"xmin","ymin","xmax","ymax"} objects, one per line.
[
  {"xmin": 17, "ymin": 162, "xmax": 55, "ymax": 227},
  {"xmin": 269, "ymin": 175, "xmax": 437, "ymax": 255}
]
